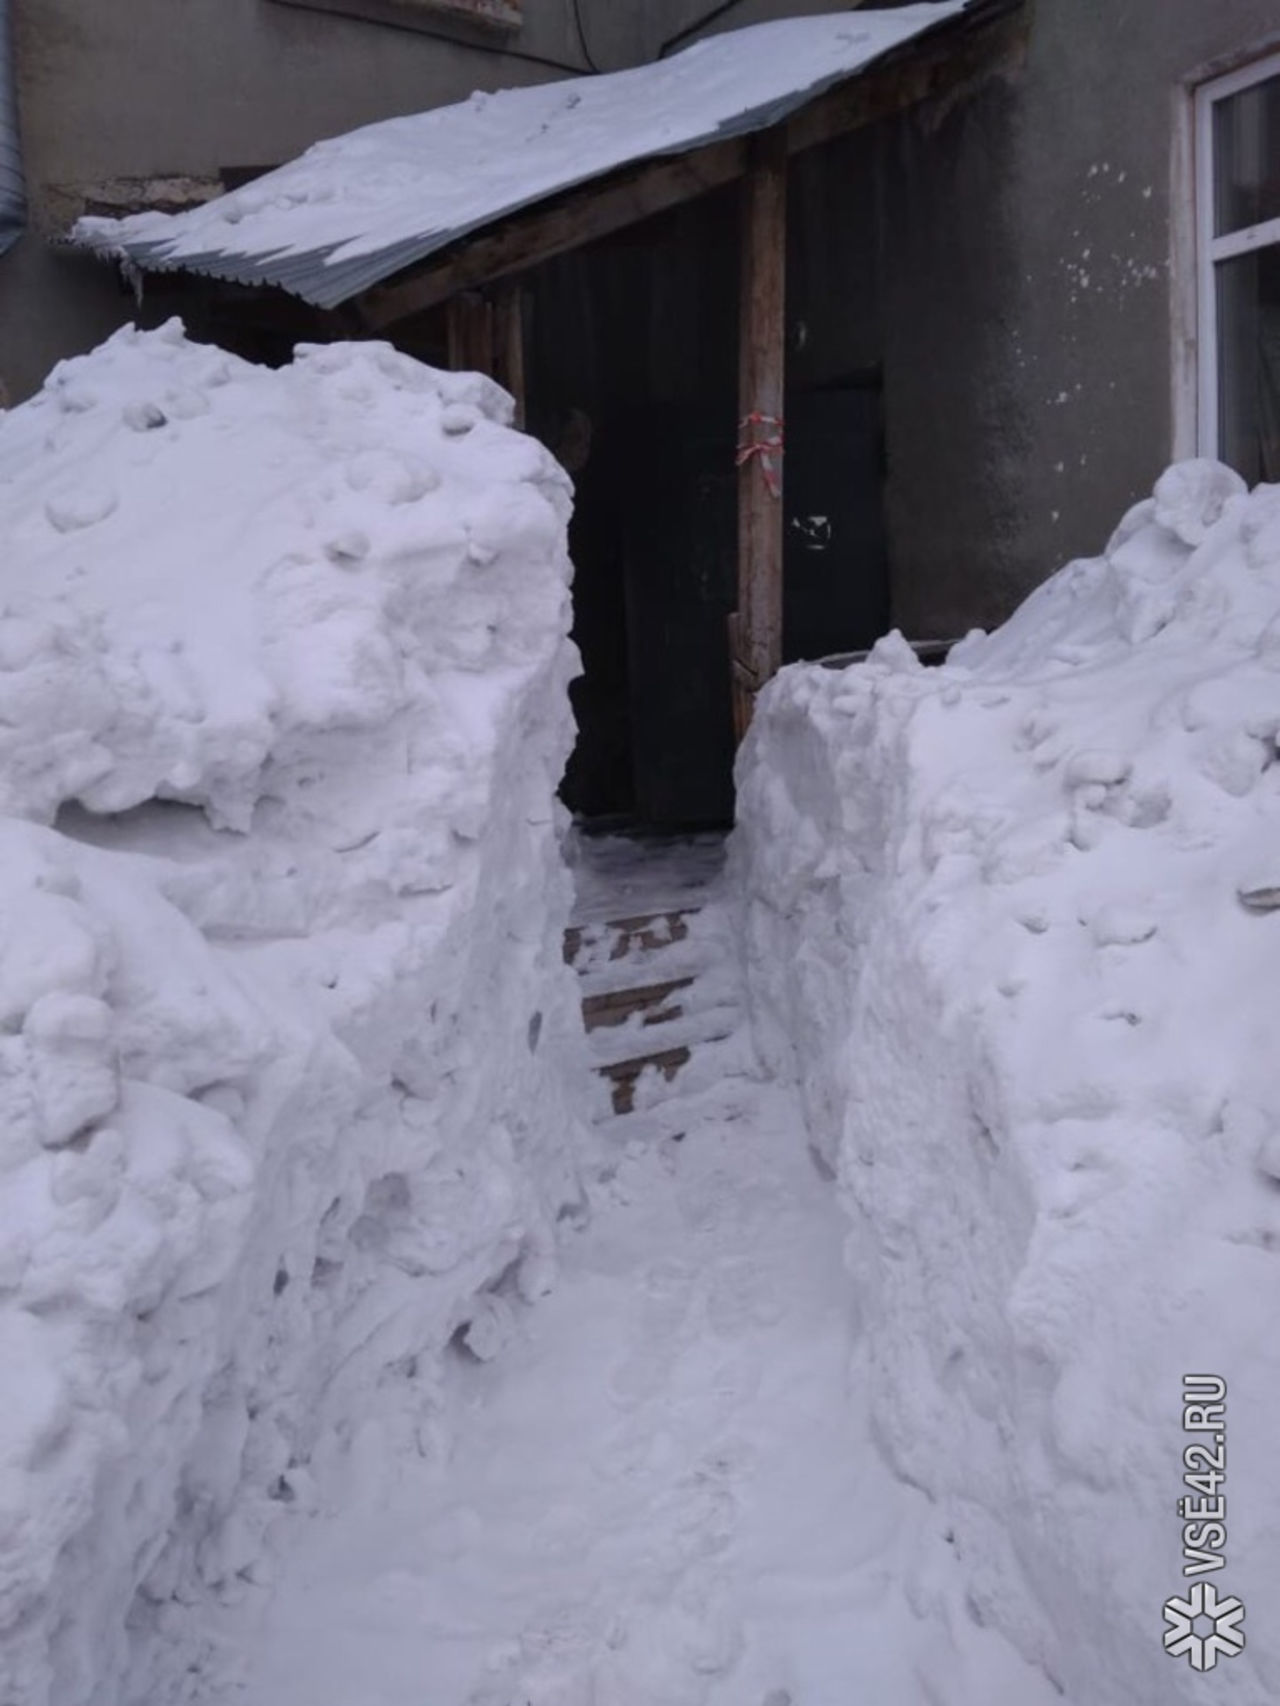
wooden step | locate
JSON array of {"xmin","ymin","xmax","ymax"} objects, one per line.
[
  {"xmin": 596, "ymin": 1045, "xmax": 692, "ymax": 1116},
  {"xmin": 564, "ymin": 908, "xmax": 699, "ymax": 971},
  {"xmin": 603, "ymin": 911, "xmax": 694, "ymax": 961},
  {"xmin": 581, "ymin": 976, "xmax": 694, "ymax": 1033}
]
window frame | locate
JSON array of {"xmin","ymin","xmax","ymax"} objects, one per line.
[{"xmin": 1194, "ymin": 46, "xmax": 1280, "ymax": 460}]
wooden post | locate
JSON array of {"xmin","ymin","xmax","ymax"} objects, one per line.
[
  {"xmin": 731, "ymin": 126, "xmax": 788, "ymax": 742},
  {"xmin": 446, "ymin": 289, "xmax": 495, "ymax": 375},
  {"xmin": 446, "ymin": 285, "xmax": 526, "ymax": 430},
  {"xmin": 494, "ymin": 283, "xmax": 527, "ymax": 430}
]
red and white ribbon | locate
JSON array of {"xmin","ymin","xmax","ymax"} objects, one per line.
[{"xmin": 735, "ymin": 411, "xmax": 785, "ymax": 499}]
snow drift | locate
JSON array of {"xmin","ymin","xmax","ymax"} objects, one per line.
[
  {"xmin": 735, "ymin": 460, "xmax": 1280, "ymax": 1704},
  {"xmin": 0, "ymin": 323, "xmax": 584, "ymax": 1706}
]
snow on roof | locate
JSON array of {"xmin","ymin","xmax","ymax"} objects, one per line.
[{"xmin": 71, "ymin": 4, "xmax": 967, "ymax": 310}]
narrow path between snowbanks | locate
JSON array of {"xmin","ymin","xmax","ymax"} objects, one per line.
[{"xmin": 185, "ymin": 846, "xmax": 1059, "ymax": 1706}]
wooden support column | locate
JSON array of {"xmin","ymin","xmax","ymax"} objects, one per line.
[
  {"xmin": 730, "ymin": 126, "xmax": 787, "ymax": 743},
  {"xmin": 446, "ymin": 289, "xmax": 495, "ymax": 375},
  {"xmin": 446, "ymin": 285, "xmax": 527, "ymax": 429},
  {"xmin": 493, "ymin": 283, "xmax": 527, "ymax": 429}
]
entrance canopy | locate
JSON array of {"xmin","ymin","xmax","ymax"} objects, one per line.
[{"xmin": 71, "ymin": 5, "xmax": 971, "ymax": 311}]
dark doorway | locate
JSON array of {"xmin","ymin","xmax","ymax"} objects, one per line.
[
  {"xmin": 621, "ymin": 405, "xmax": 738, "ymax": 827},
  {"xmin": 536, "ymin": 133, "xmax": 889, "ymax": 831},
  {"xmin": 533, "ymin": 191, "xmax": 741, "ymax": 831},
  {"xmin": 782, "ymin": 383, "xmax": 889, "ymax": 665},
  {"xmin": 561, "ymin": 384, "xmax": 889, "ymax": 829},
  {"xmin": 558, "ymin": 395, "xmax": 740, "ymax": 831},
  {"xmin": 557, "ymin": 410, "xmax": 636, "ymax": 821}
]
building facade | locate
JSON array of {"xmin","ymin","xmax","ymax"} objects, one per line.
[{"xmin": 879, "ymin": 0, "xmax": 1280, "ymax": 636}]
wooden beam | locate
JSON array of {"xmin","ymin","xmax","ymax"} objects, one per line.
[
  {"xmin": 731, "ymin": 127, "xmax": 788, "ymax": 742},
  {"xmin": 361, "ymin": 139, "xmax": 746, "ymax": 330},
  {"xmin": 786, "ymin": 3, "xmax": 1028, "ymax": 156}
]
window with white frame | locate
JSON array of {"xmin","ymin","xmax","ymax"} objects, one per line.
[{"xmin": 1196, "ymin": 51, "xmax": 1280, "ymax": 485}]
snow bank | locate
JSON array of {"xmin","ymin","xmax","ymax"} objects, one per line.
[
  {"xmin": 0, "ymin": 323, "xmax": 584, "ymax": 1706},
  {"xmin": 735, "ymin": 460, "xmax": 1280, "ymax": 1704}
]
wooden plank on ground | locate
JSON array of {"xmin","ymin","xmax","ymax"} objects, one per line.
[
  {"xmin": 581, "ymin": 977, "xmax": 695, "ymax": 1032},
  {"xmin": 597, "ymin": 1045, "xmax": 692, "ymax": 1115}
]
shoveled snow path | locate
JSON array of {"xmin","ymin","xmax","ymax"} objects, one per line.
[{"xmin": 190, "ymin": 856, "xmax": 1060, "ymax": 1706}]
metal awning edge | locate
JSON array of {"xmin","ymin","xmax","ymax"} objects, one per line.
[{"xmin": 71, "ymin": 1, "xmax": 1007, "ymax": 311}]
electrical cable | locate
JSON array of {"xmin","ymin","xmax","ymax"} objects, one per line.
[
  {"xmin": 571, "ymin": 0, "xmax": 603, "ymax": 72},
  {"xmin": 403, "ymin": 22, "xmax": 586, "ymax": 74},
  {"xmin": 290, "ymin": 2, "xmax": 592, "ymax": 75},
  {"xmin": 657, "ymin": 0, "xmax": 752, "ymax": 59}
]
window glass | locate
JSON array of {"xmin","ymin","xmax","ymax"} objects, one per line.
[
  {"xmin": 1213, "ymin": 72, "xmax": 1280, "ymax": 236},
  {"xmin": 1216, "ymin": 245, "xmax": 1280, "ymax": 484}
]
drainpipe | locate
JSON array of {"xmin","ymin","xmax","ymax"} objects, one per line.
[{"xmin": 0, "ymin": 0, "xmax": 26, "ymax": 257}]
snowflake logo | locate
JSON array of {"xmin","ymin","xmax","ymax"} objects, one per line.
[{"xmin": 1163, "ymin": 1582, "xmax": 1246, "ymax": 1670}]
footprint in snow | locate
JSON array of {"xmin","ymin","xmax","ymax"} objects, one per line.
[
  {"xmin": 607, "ymin": 1344, "xmax": 675, "ymax": 1410},
  {"xmin": 705, "ymin": 1256, "xmax": 787, "ymax": 1336},
  {"xmin": 589, "ymin": 1421, "xmax": 677, "ymax": 1484},
  {"xmin": 667, "ymin": 1476, "xmax": 737, "ymax": 1562},
  {"xmin": 639, "ymin": 1258, "xmax": 695, "ymax": 1337},
  {"xmin": 45, "ymin": 485, "xmax": 118, "ymax": 533}
]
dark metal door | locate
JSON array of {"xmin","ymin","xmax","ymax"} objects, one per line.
[
  {"xmin": 623, "ymin": 409, "xmax": 738, "ymax": 828},
  {"xmin": 783, "ymin": 384, "xmax": 888, "ymax": 664},
  {"xmin": 620, "ymin": 385, "xmax": 888, "ymax": 827}
]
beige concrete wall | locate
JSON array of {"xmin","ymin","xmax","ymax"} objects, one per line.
[
  {"xmin": 16, "ymin": 0, "xmax": 581, "ymax": 192},
  {"xmin": 881, "ymin": 0, "xmax": 1280, "ymax": 637}
]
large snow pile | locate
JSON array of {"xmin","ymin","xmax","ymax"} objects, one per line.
[
  {"xmin": 735, "ymin": 460, "xmax": 1280, "ymax": 1705},
  {"xmin": 0, "ymin": 322, "xmax": 584, "ymax": 1706}
]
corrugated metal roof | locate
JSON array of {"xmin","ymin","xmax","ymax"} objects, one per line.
[
  {"xmin": 0, "ymin": 0, "xmax": 27, "ymax": 258},
  {"xmin": 70, "ymin": 5, "xmax": 971, "ymax": 310}
]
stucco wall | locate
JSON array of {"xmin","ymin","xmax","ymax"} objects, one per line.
[{"xmin": 882, "ymin": 0, "xmax": 1280, "ymax": 637}]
